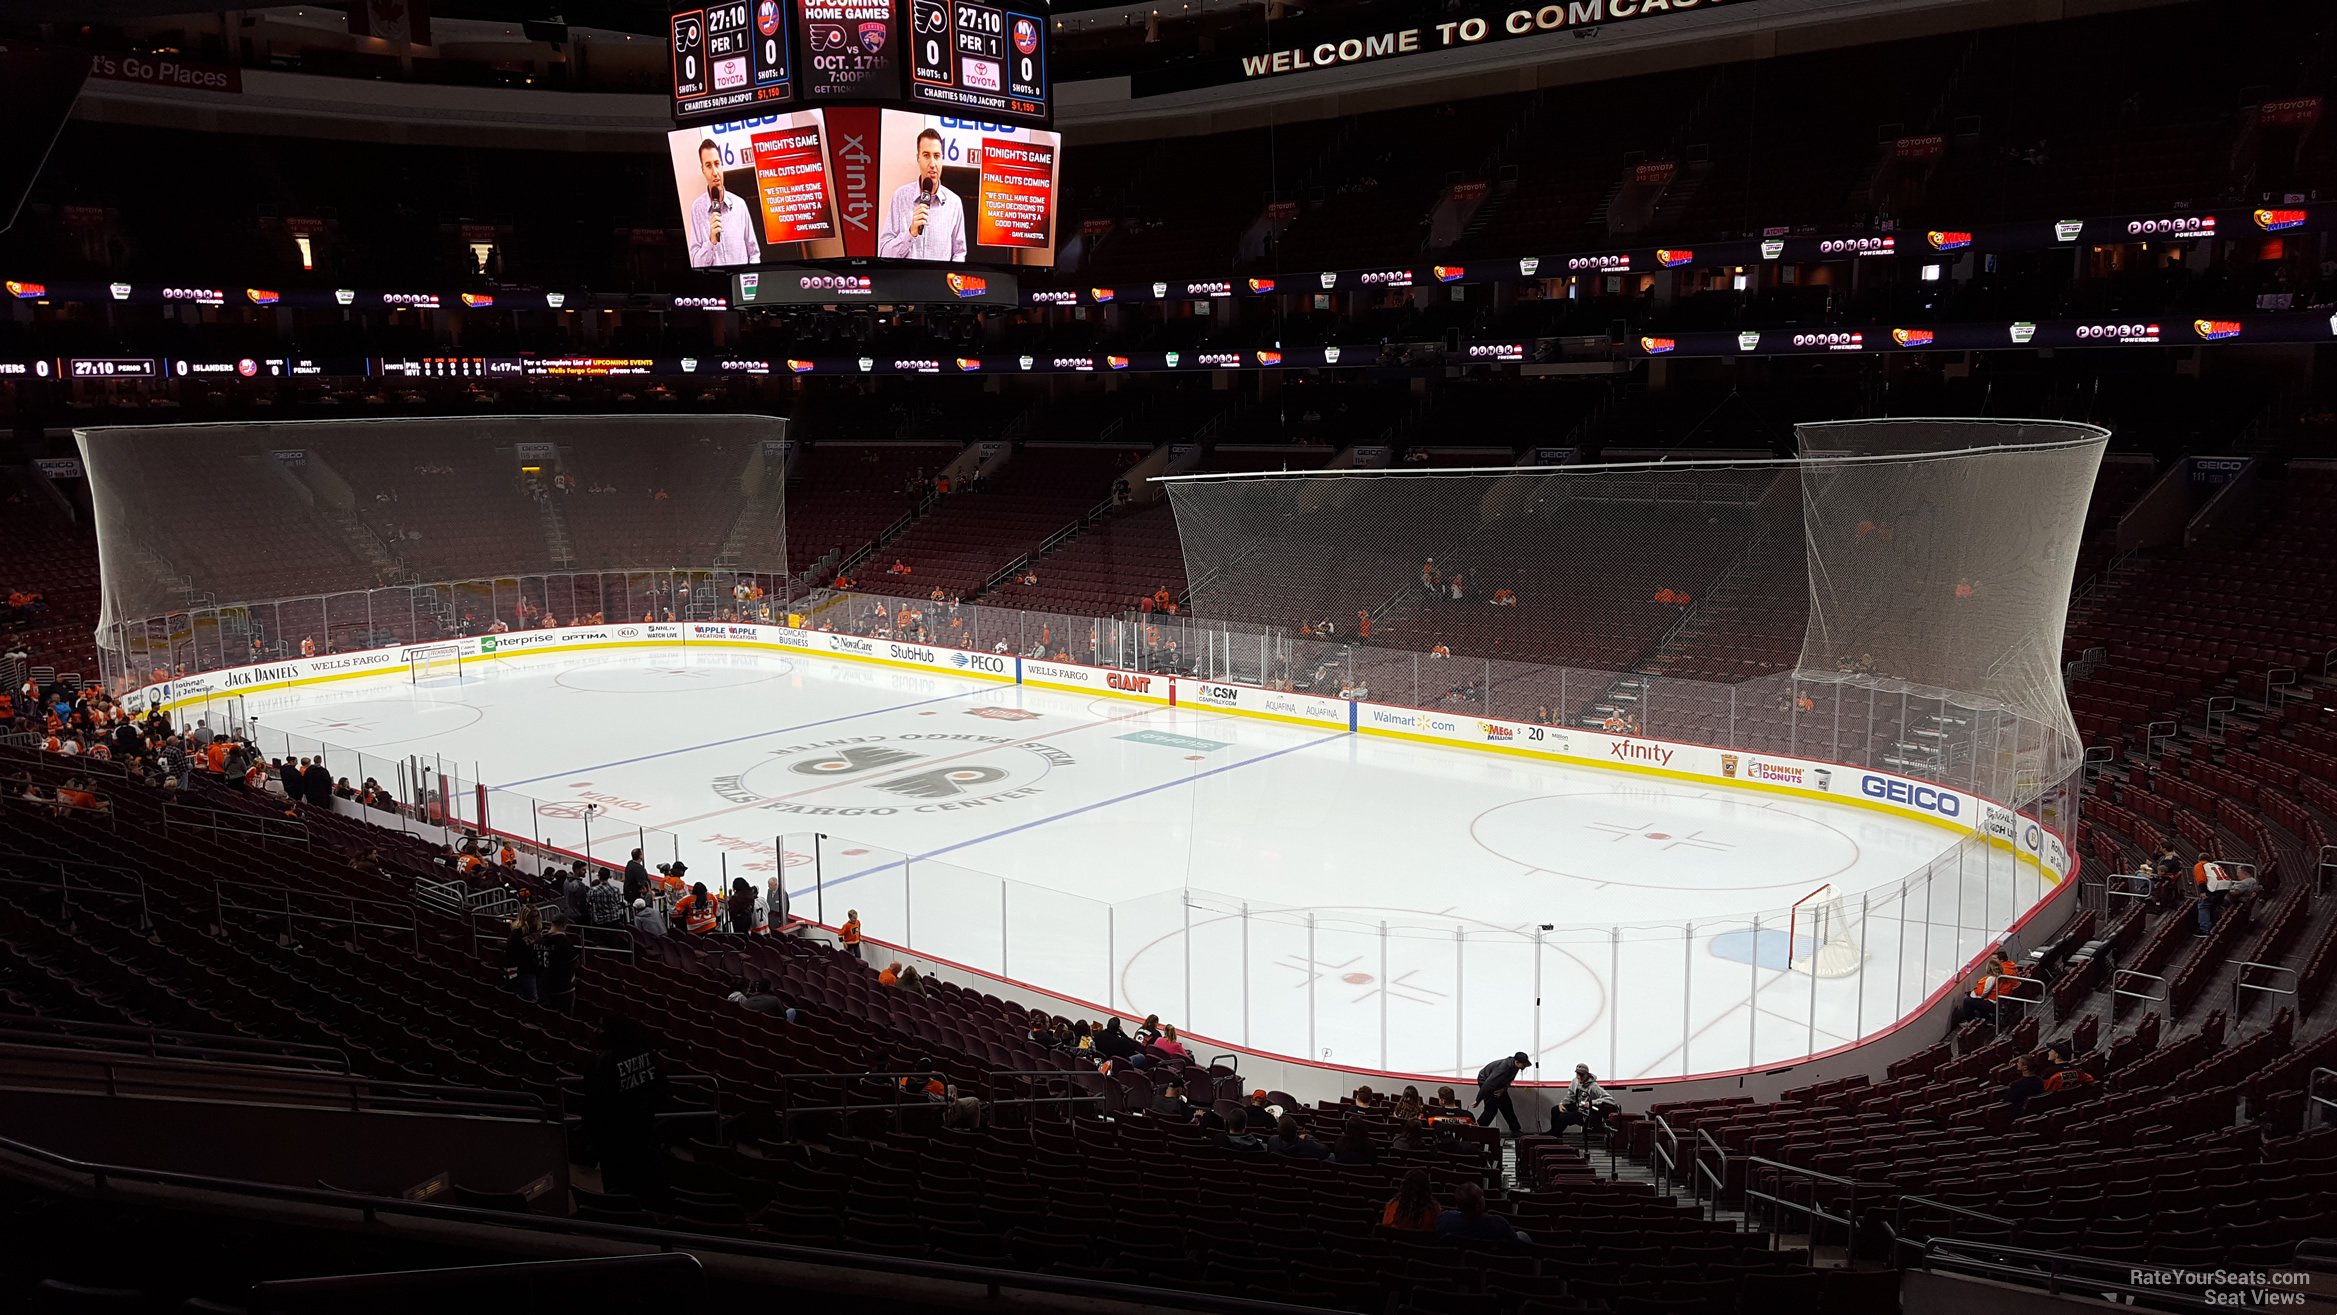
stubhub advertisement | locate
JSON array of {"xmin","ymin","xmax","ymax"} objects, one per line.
[{"xmin": 125, "ymin": 619, "xmax": 2062, "ymax": 882}]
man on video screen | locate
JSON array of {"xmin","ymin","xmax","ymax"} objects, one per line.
[
  {"xmin": 687, "ymin": 138, "xmax": 760, "ymax": 268},
  {"xmin": 878, "ymin": 128, "xmax": 966, "ymax": 262}
]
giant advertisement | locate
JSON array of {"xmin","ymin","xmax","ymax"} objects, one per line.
[{"xmin": 674, "ymin": 110, "xmax": 1057, "ymax": 269}]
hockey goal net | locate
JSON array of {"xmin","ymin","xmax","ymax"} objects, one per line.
[
  {"xmin": 1787, "ymin": 883, "xmax": 1863, "ymax": 978},
  {"xmin": 408, "ymin": 645, "xmax": 464, "ymax": 684}
]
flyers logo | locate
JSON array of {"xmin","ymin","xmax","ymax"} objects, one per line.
[
  {"xmin": 946, "ymin": 273, "xmax": 988, "ymax": 299},
  {"xmin": 2191, "ymin": 319, "xmax": 2242, "ymax": 341},
  {"xmin": 1925, "ymin": 231, "xmax": 1972, "ymax": 250},
  {"xmin": 788, "ymin": 746, "xmax": 924, "ymax": 778},
  {"xmin": 1433, "ymin": 265, "xmax": 1465, "ymax": 282},
  {"xmin": 874, "ymin": 765, "xmax": 1011, "ymax": 799},
  {"xmin": 2253, "ymin": 208, "xmax": 2306, "ymax": 231},
  {"xmin": 1639, "ymin": 337, "xmax": 1676, "ymax": 354},
  {"xmin": 1891, "ymin": 328, "xmax": 1935, "ymax": 346},
  {"xmin": 1655, "ymin": 249, "xmax": 1692, "ymax": 267},
  {"xmin": 245, "ymin": 289, "xmax": 281, "ymax": 305}
]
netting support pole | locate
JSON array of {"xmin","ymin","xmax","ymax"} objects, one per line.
[
  {"xmin": 1748, "ymin": 914, "xmax": 1760, "ymax": 1065},
  {"xmin": 1856, "ymin": 893, "xmax": 1871, "ymax": 1040},
  {"xmin": 1241, "ymin": 903, "xmax": 1251, "ymax": 1048},
  {"xmin": 1453, "ymin": 925, "xmax": 1464, "ymax": 1078},
  {"xmin": 1609, "ymin": 927, "xmax": 1621, "ymax": 1078},
  {"xmin": 1106, "ymin": 904, "xmax": 1114, "ymax": 1010},
  {"xmin": 1532, "ymin": 928, "xmax": 1544, "ymax": 1072},
  {"xmin": 1787, "ymin": 678, "xmax": 1798, "ymax": 756},
  {"xmin": 1308, "ymin": 914, "xmax": 1317, "ymax": 1062},
  {"xmin": 1681, "ymin": 922, "xmax": 1694, "ymax": 1076},
  {"xmin": 1379, "ymin": 921, "xmax": 1390, "ymax": 1072},
  {"xmin": 1807, "ymin": 907, "xmax": 1819, "ymax": 1054},
  {"xmin": 1182, "ymin": 891, "xmax": 1192, "ymax": 1029},
  {"xmin": 999, "ymin": 881, "xmax": 1008, "ymax": 980}
]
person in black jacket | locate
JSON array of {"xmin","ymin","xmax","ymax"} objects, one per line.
[
  {"xmin": 623, "ymin": 848, "xmax": 650, "ymax": 905},
  {"xmin": 540, "ymin": 914, "xmax": 581, "ymax": 1015},
  {"xmin": 584, "ymin": 1016, "xmax": 667, "ymax": 1203},
  {"xmin": 1474, "ymin": 1051, "xmax": 1533, "ymax": 1136},
  {"xmin": 301, "ymin": 758, "xmax": 332, "ymax": 809}
]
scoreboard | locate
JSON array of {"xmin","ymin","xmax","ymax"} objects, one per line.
[
  {"xmin": 907, "ymin": 1, "xmax": 1048, "ymax": 121},
  {"xmin": 672, "ymin": 1, "xmax": 796, "ymax": 121},
  {"xmin": 672, "ymin": 0, "xmax": 1047, "ymax": 124}
]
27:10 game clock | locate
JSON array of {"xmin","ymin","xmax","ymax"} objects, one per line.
[
  {"xmin": 672, "ymin": 0, "xmax": 796, "ymax": 119},
  {"xmin": 907, "ymin": 0, "xmax": 1048, "ymax": 121},
  {"xmin": 671, "ymin": 0, "xmax": 1048, "ymax": 125}
]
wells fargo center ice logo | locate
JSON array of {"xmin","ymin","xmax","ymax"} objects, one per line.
[{"xmin": 711, "ymin": 733, "xmax": 1076, "ymax": 815}]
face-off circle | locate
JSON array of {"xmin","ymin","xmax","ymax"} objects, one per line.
[{"xmin": 1470, "ymin": 788, "xmax": 1862, "ymax": 893}]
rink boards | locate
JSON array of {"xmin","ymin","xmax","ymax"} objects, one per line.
[{"xmin": 127, "ymin": 618, "xmax": 2072, "ymax": 887}]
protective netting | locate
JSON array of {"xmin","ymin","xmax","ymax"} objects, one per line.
[
  {"xmin": 79, "ymin": 414, "xmax": 790, "ymax": 680},
  {"xmin": 1160, "ymin": 421, "xmax": 2107, "ymax": 801},
  {"xmin": 1792, "ymin": 420, "xmax": 2105, "ymax": 774}
]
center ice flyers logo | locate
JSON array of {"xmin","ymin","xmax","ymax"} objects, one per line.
[{"xmin": 712, "ymin": 734, "xmax": 1076, "ymax": 814}]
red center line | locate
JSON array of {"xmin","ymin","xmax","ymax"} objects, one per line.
[{"xmin": 647, "ymin": 700, "xmax": 1173, "ymax": 832}]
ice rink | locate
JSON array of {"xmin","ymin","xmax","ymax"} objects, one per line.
[{"xmin": 225, "ymin": 646, "xmax": 2045, "ymax": 1081}]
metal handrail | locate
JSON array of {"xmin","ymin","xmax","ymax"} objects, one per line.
[
  {"xmin": 2230, "ymin": 960, "xmax": 2299, "ymax": 1017},
  {"xmin": 215, "ymin": 879, "xmax": 419, "ymax": 944},
  {"xmin": 1692, "ymin": 1126, "xmax": 1726, "ymax": 1220},
  {"xmin": 1916, "ymin": 1236, "xmax": 2225, "ymax": 1312},
  {"xmin": 0, "ymin": 1044, "xmax": 550, "ymax": 1120},
  {"xmin": 252, "ymin": 1253, "xmax": 704, "ymax": 1310},
  {"xmin": 0, "ymin": 1133, "xmax": 1331, "ymax": 1315},
  {"xmin": 0, "ymin": 860, "xmax": 150, "ymax": 931},
  {"xmin": 2112, "ymin": 967, "xmax": 2170, "ymax": 1006},
  {"xmin": 1742, "ymin": 1155, "xmax": 1863, "ymax": 1255},
  {"xmin": 165, "ymin": 799, "xmax": 308, "ymax": 849},
  {"xmin": 0, "ymin": 1014, "xmax": 349, "ymax": 1074},
  {"xmin": 1650, "ymin": 1114, "xmax": 1681, "ymax": 1195},
  {"xmin": 2309, "ymin": 1068, "xmax": 2337, "ymax": 1129}
]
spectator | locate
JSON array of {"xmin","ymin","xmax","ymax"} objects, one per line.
[
  {"xmin": 541, "ymin": 913, "xmax": 580, "ymax": 1014},
  {"xmin": 562, "ymin": 867, "xmax": 592, "ymax": 924},
  {"xmin": 1094, "ymin": 1016, "xmax": 1138, "ymax": 1060},
  {"xmin": 587, "ymin": 869, "xmax": 627, "ymax": 928},
  {"xmin": 1216, "ymin": 1106, "xmax": 1266, "ymax": 1152},
  {"xmin": 879, "ymin": 961, "xmax": 904, "ymax": 987},
  {"xmin": 1269, "ymin": 1114, "xmax": 1331, "ymax": 1159},
  {"xmin": 840, "ymin": 908, "xmax": 865, "ymax": 961},
  {"xmin": 1382, "ymin": 1169, "xmax": 1439, "ymax": 1231},
  {"xmin": 623, "ymin": 848, "xmax": 650, "ymax": 904},
  {"xmin": 1391, "ymin": 1089, "xmax": 1427, "ymax": 1125},
  {"xmin": 1431, "ymin": 1087, "xmax": 1471, "ymax": 1119},
  {"xmin": 1330, "ymin": 1116, "xmax": 1380, "ymax": 1166},
  {"xmin": 1133, "ymin": 1013, "xmax": 1161, "ymax": 1047},
  {"xmin": 2003, "ymin": 1055, "xmax": 2047, "ymax": 1115},
  {"xmin": 301, "ymin": 757, "xmax": 331, "ymax": 808},
  {"xmin": 504, "ymin": 906, "xmax": 545, "ymax": 1002},
  {"xmin": 1473, "ymin": 1052, "xmax": 1532, "ymax": 1137},
  {"xmin": 1435, "ymin": 1182, "xmax": 1527, "ymax": 1246},
  {"xmin": 1151, "ymin": 1024, "xmax": 1190, "ymax": 1062},
  {"xmin": 2195, "ymin": 861, "xmax": 2233, "ymax": 933},
  {"xmin": 629, "ymin": 897, "xmax": 666, "ymax": 939},
  {"xmin": 1956, "ymin": 955, "xmax": 2022, "ymax": 1028},
  {"xmin": 764, "ymin": 876, "xmax": 789, "ymax": 933},
  {"xmin": 2042, "ymin": 1046, "xmax": 2096, "ymax": 1094},
  {"xmin": 897, "ymin": 965, "xmax": 926, "ymax": 995},
  {"xmin": 674, "ymin": 882, "xmax": 720, "ymax": 934},
  {"xmin": 1353, "ymin": 1085, "xmax": 1381, "ymax": 1110},
  {"xmin": 1243, "ymin": 1089, "xmax": 1280, "ymax": 1127},
  {"xmin": 728, "ymin": 878, "xmax": 758, "ymax": 934},
  {"xmin": 583, "ymin": 1016, "xmax": 667, "ymax": 1204},
  {"xmin": 727, "ymin": 989, "xmax": 798, "ymax": 1022},
  {"xmin": 1550, "ymin": 1063, "xmax": 1615, "ymax": 1136},
  {"xmin": 1149, "ymin": 1082, "xmax": 1194, "ymax": 1122}
]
